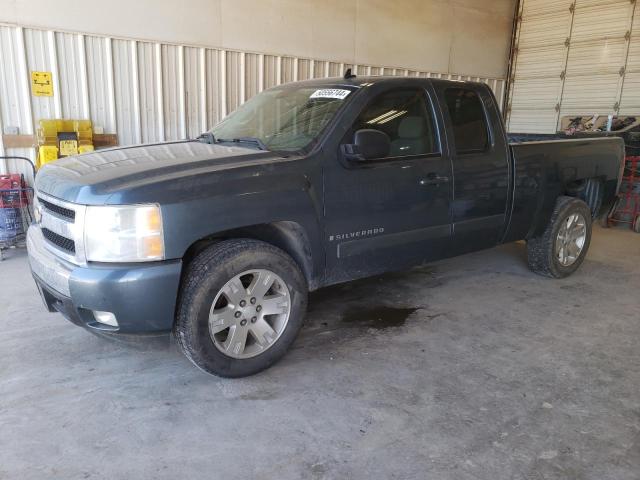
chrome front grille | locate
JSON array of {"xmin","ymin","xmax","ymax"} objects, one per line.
[
  {"xmin": 36, "ymin": 192, "xmax": 87, "ymax": 265},
  {"xmin": 42, "ymin": 228, "xmax": 76, "ymax": 254},
  {"xmin": 39, "ymin": 197, "xmax": 76, "ymax": 221}
]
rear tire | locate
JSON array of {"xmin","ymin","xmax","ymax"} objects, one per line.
[
  {"xmin": 527, "ymin": 196, "xmax": 592, "ymax": 278},
  {"xmin": 174, "ymin": 239, "xmax": 307, "ymax": 377}
]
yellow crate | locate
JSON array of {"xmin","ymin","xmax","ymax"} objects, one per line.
[
  {"xmin": 78, "ymin": 145, "xmax": 94, "ymax": 154},
  {"xmin": 36, "ymin": 119, "xmax": 94, "ymax": 169},
  {"xmin": 37, "ymin": 145, "xmax": 59, "ymax": 169}
]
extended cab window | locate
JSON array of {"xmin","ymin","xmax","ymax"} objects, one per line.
[
  {"xmin": 352, "ymin": 89, "xmax": 439, "ymax": 157},
  {"xmin": 444, "ymin": 88, "xmax": 489, "ymax": 153}
]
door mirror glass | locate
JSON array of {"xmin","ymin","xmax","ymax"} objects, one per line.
[{"xmin": 342, "ymin": 129, "xmax": 391, "ymax": 161}]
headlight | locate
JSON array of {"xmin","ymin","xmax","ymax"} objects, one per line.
[
  {"xmin": 84, "ymin": 204, "xmax": 164, "ymax": 262},
  {"xmin": 33, "ymin": 196, "xmax": 42, "ymax": 224}
]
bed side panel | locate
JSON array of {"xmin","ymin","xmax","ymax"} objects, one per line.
[{"xmin": 504, "ymin": 137, "xmax": 624, "ymax": 242}]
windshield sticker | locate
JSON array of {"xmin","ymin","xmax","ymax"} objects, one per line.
[{"xmin": 310, "ymin": 89, "xmax": 351, "ymax": 100}]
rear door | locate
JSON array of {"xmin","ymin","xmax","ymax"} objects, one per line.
[
  {"xmin": 323, "ymin": 83, "xmax": 453, "ymax": 283},
  {"xmin": 434, "ymin": 83, "xmax": 510, "ymax": 254}
]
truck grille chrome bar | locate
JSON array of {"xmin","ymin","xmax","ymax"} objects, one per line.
[
  {"xmin": 38, "ymin": 197, "xmax": 76, "ymax": 221},
  {"xmin": 42, "ymin": 227, "xmax": 76, "ymax": 254},
  {"xmin": 36, "ymin": 191, "xmax": 87, "ymax": 265}
]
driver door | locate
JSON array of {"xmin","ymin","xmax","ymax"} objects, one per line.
[{"xmin": 323, "ymin": 85, "xmax": 453, "ymax": 283}]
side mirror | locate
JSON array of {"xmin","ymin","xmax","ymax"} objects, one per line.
[{"xmin": 341, "ymin": 129, "xmax": 391, "ymax": 162}]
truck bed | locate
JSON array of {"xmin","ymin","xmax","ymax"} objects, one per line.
[{"xmin": 504, "ymin": 136, "xmax": 625, "ymax": 243}]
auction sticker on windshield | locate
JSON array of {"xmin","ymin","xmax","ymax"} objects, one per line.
[{"xmin": 310, "ymin": 89, "xmax": 351, "ymax": 100}]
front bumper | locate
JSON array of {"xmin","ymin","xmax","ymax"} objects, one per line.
[{"xmin": 27, "ymin": 226, "xmax": 182, "ymax": 333}]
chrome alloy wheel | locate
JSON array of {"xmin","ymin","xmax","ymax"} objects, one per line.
[
  {"xmin": 209, "ymin": 269, "xmax": 291, "ymax": 359},
  {"xmin": 555, "ymin": 212, "xmax": 587, "ymax": 267}
]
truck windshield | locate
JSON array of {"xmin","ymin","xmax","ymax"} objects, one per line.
[{"xmin": 209, "ymin": 85, "xmax": 356, "ymax": 152}]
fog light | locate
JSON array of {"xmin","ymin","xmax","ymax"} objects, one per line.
[{"xmin": 93, "ymin": 310, "xmax": 118, "ymax": 327}]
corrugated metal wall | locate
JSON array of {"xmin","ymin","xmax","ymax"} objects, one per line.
[{"xmin": 0, "ymin": 23, "xmax": 507, "ymax": 184}]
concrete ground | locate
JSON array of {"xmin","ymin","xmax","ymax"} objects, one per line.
[{"xmin": 1, "ymin": 225, "xmax": 639, "ymax": 480}]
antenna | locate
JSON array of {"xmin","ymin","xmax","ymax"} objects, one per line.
[{"xmin": 344, "ymin": 68, "xmax": 356, "ymax": 79}]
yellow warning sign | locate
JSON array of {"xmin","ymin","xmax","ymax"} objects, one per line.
[
  {"xmin": 59, "ymin": 139, "xmax": 78, "ymax": 157},
  {"xmin": 31, "ymin": 71, "xmax": 53, "ymax": 96}
]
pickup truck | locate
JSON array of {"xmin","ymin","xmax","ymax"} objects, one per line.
[{"xmin": 27, "ymin": 74, "xmax": 624, "ymax": 377}]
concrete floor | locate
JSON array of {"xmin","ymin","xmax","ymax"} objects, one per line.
[{"xmin": 1, "ymin": 225, "xmax": 639, "ymax": 480}]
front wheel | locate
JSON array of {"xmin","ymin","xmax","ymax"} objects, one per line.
[
  {"xmin": 527, "ymin": 196, "xmax": 592, "ymax": 278},
  {"xmin": 174, "ymin": 239, "xmax": 308, "ymax": 377}
]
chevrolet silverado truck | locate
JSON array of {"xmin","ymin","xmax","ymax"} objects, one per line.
[{"xmin": 28, "ymin": 74, "xmax": 624, "ymax": 377}]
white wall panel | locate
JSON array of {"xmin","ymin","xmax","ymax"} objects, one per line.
[
  {"xmin": 262, "ymin": 55, "xmax": 278, "ymax": 90},
  {"xmin": 85, "ymin": 35, "xmax": 115, "ymax": 134},
  {"xmin": 137, "ymin": 42, "xmax": 162, "ymax": 143},
  {"xmin": 224, "ymin": 50, "xmax": 241, "ymax": 115},
  {"xmin": 184, "ymin": 46, "xmax": 206, "ymax": 138},
  {"xmin": 204, "ymin": 48, "xmax": 222, "ymax": 129},
  {"xmin": 55, "ymin": 32, "xmax": 87, "ymax": 119},
  {"xmin": 281, "ymin": 57, "xmax": 295, "ymax": 84},
  {"xmin": 244, "ymin": 53, "xmax": 261, "ymax": 100},
  {"xmin": 0, "ymin": 27, "xmax": 32, "ymax": 134},
  {"xmin": 112, "ymin": 39, "xmax": 140, "ymax": 145},
  {"xmin": 161, "ymin": 45, "xmax": 185, "ymax": 141},
  {"xmin": 297, "ymin": 58, "xmax": 311, "ymax": 81},
  {"xmin": 0, "ymin": 26, "xmax": 36, "ymax": 180},
  {"xmin": 330, "ymin": 62, "xmax": 344, "ymax": 77},
  {"xmin": 24, "ymin": 29, "xmax": 58, "ymax": 121}
]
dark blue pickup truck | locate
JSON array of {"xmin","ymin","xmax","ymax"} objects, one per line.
[{"xmin": 28, "ymin": 75, "xmax": 624, "ymax": 377}]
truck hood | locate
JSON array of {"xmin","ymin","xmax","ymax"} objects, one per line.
[{"xmin": 35, "ymin": 141, "xmax": 287, "ymax": 204}]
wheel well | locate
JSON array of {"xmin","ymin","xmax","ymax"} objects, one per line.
[
  {"xmin": 564, "ymin": 177, "xmax": 604, "ymax": 216},
  {"xmin": 182, "ymin": 221, "xmax": 317, "ymax": 290}
]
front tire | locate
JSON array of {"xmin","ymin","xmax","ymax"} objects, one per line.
[
  {"xmin": 527, "ymin": 196, "xmax": 592, "ymax": 278},
  {"xmin": 174, "ymin": 239, "xmax": 307, "ymax": 377}
]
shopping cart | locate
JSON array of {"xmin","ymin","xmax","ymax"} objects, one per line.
[
  {"xmin": 607, "ymin": 156, "xmax": 640, "ymax": 232},
  {"xmin": 0, "ymin": 157, "xmax": 36, "ymax": 261}
]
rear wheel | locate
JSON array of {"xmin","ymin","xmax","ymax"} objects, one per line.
[
  {"xmin": 527, "ymin": 196, "xmax": 592, "ymax": 278},
  {"xmin": 174, "ymin": 239, "xmax": 307, "ymax": 377}
]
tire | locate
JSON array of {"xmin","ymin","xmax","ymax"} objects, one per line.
[
  {"xmin": 174, "ymin": 239, "xmax": 308, "ymax": 377},
  {"xmin": 527, "ymin": 196, "xmax": 592, "ymax": 278}
]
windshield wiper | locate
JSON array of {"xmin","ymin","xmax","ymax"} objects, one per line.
[
  {"xmin": 196, "ymin": 132, "xmax": 216, "ymax": 144},
  {"xmin": 216, "ymin": 137, "xmax": 267, "ymax": 151}
]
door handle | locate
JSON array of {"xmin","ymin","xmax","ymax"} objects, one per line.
[{"xmin": 420, "ymin": 173, "xmax": 450, "ymax": 186}]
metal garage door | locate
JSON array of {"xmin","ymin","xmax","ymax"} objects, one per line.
[{"xmin": 507, "ymin": 0, "xmax": 638, "ymax": 133}]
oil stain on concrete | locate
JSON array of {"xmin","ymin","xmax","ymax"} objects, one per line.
[{"xmin": 341, "ymin": 306, "xmax": 419, "ymax": 329}]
